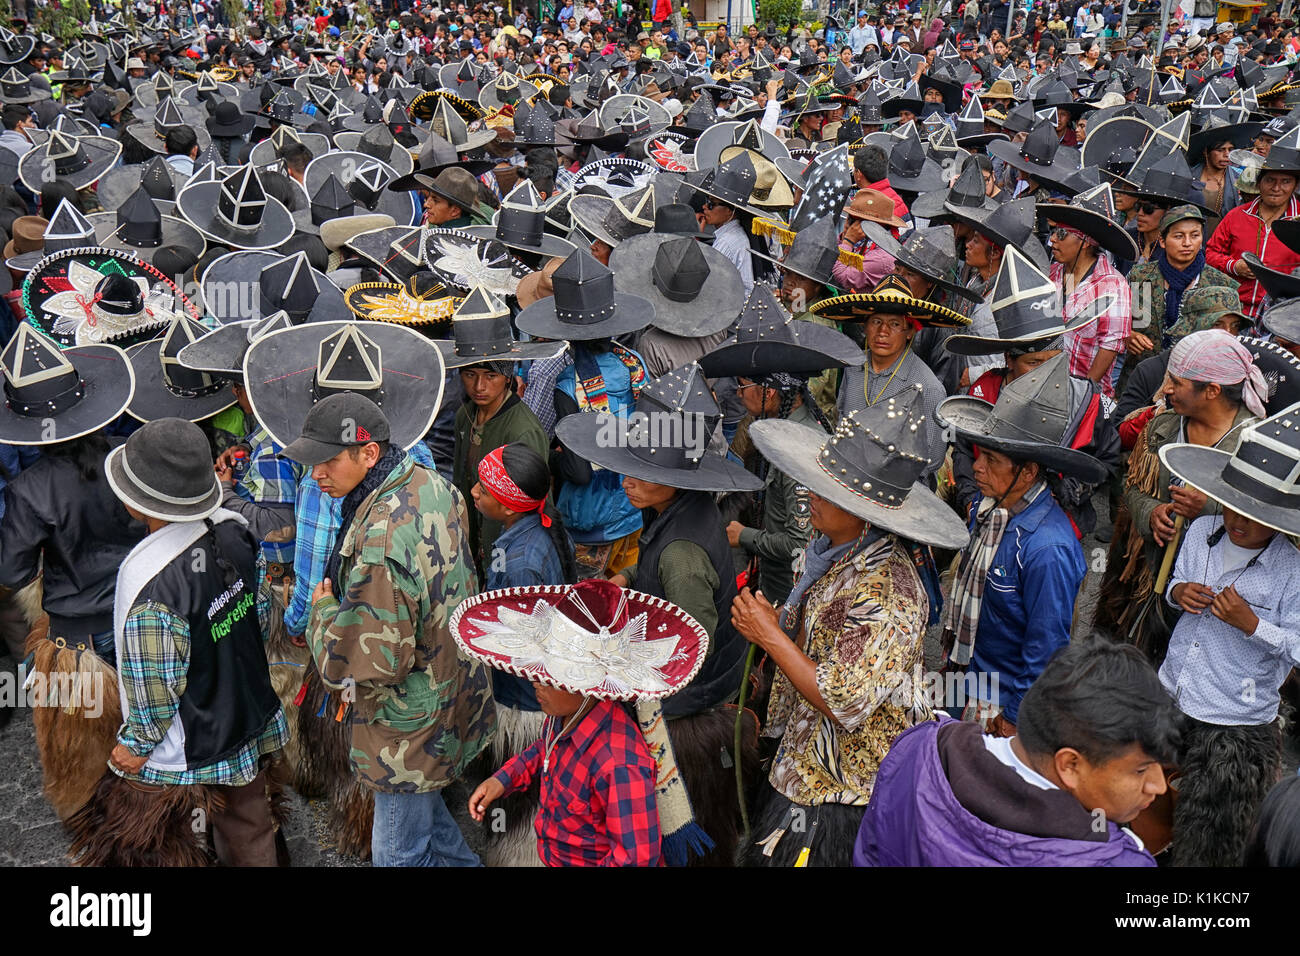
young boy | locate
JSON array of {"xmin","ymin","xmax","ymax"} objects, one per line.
[{"xmin": 455, "ymin": 577, "xmax": 709, "ymax": 867}]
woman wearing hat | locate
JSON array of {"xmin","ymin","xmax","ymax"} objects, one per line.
[
  {"xmin": 1157, "ymin": 403, "xmax": 1300, "ymax": 867},
  {"xmin": 830, "ymin": 189, "xmax": 904, "ymax": 294},
  {"xmin": 558, "ymin": 363, "xmax": 764, "ymax": 865},
  {"xmin": 1094, "ymin": 330, "xmax": 1267, "ymax": 661},
  {"xmin": 937, "ymin": 352, "xmax": 1107, "ymax": 736},
  {"xmin": 735, "ymin": 386, "xmax": 969, "ymax": 866},
  {"xmin": 1206, "ymin": 126, "xmax": 1300, "ymax": 322}
]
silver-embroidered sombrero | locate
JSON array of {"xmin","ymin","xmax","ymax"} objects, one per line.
[{"xmin": 449, "ymin": 578, "xmax": 708, "ymax": 701}]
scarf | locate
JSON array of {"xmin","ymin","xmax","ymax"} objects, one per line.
[
  {"xmin": 778, "ymin": 529, "xmax": 881, "ymax": 634},
  {"xmin": 572, "ymin": 343, "xmax": 647, "ymax": 412},
  {"xmin": 942, "ymin": 482, "xmax": 1044, "ymax": 667},
  {"xmin": 633, "ymin": 698, "xmax": 712, "ymax": 866},
  {"xmin": 1167, "ymin": 328, "xmax": 1269, "ymax": 418},
  {"xmin": 1156, "ymin": 248, "xmax": 1205, "ymax": 349},
  {"xmin": 325, "ymin": 445, "xmax": 408, "ymax": 589}
]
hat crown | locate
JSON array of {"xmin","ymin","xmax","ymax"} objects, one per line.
[
  {"xmin": 623, "ymin": 362, "xmax": 720, "ymax": 471},
  {"xmin": 121, "ymin": 418, "xmax": 220, "ymax": 512},
  {"xmin": 118, "ymin": 187, "xmax": 163, "ymax": 246},
  {"xmin": 160, "ymin": 317, "xmax": 222, "ymax": 397},
  {"xmin": 818, "ymin": 384, "xmax": 930, "ymax": 505},
  {"xmin": 452, "ymin": 285, "xmax": 513, "ymax": 356},
  {"xmin": 989, "ymin": 246, "xmax": 1061, "ymax": 339},
  {"xmin": 898, "ymin": 225, "xmax": 958, "ymax": 279},
  {"xmin": 0, "ymin": 324, "xmax": 84, "ymax": 419},
  {"xmin": 43, "ymin": 197, "xmax": 95, "ymax": 252},
  {"xmin": 734, "ymin": 282, "xmax": 796, "ymax": 345},
  {"xmin": 312, "ymin": 171, "xmax": 355, "ymax": 223},
  {"xmin": 317, "ymin": 324, "xmax": 383, "ymax": 392},
  {"xmin": 1216, "ymin": 401, "xmax": 1300, "ymax": 512},
  {"xmin": 782, "ymin": 215, "xmax": 840, "ymax": 286},
  {"xmin": 651, "ymin": 236, "xmax": 709, "ymax": 303},
  {"xmin": 261, "ymin": 251, "xmax": 321, "ymax": 319},
  {"xmin": 358, "ymin": 122, "xmax": 396, "ymax": 160},
  {"xmin": 217, "ymin": 165, "xmax": 268, "ymax": 229},
  {"xmin": 946, "ymin": 159, "xmax": 986, "ymax": 208},
  {"xmin": 347, "ymin": 159, "xmax": 389, "ymax": 209},
  {"xmin": 978, "ymin": 351, "xmax": 1077, "ymax": 448},
  {"xmin": 980, "ymin": 195, "xmax": 1035, "ymax": 247},
  {"xmin": 888, "ymin": 125, "xmax": 926, "ymax": 177},
  {"xmin": 551, "ymin": 248, "xmax": 617, "ymax": 325}
]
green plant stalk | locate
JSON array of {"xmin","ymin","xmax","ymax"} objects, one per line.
[{"xmin": 734, "ymin": 642, "xmax": 757, "ymax": 840}]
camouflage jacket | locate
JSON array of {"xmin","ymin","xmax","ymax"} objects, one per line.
[{"xmin": 308, "ymin": 454, "xmax": 496, "ymax": 793}]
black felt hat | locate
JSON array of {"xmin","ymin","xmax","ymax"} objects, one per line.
[
  {"xmin": 435, "ymin": 286, "xmax": 565, "ymax": 369},
  {"xmin": 125, "ymin": 317, "xmax": 239, "ymax": 423},
  {"xmin": 608, "ymin": 233, "xmax": 745, "ymax": 337},
  {"xmin": 514, "ymin": 247, "xmax": 653, "ymax": 341}
]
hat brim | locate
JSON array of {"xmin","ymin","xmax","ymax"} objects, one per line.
[
  {"xmin": 125, "ymin": 337, "xmax": 238, "ymax": 424},
  {"xmin": 809, "ymin": 291, "xmax": 972, "ymax": 327},
  {"xmin": 105, "ymin": 441, "xmax": 223, "ymax": 522},
  {"xmin": 448, "ymin": 583, "xmax": 709, "ymax": 701},
  {"xmin": 886, "ymin": 158, "xmax": 949, "ymax": 194},
  {"xmin": 699, "ymin": 319, "xmax": 865, "ymax": 378},
  {"xmin": 516, "ymin": 290, "xmax": 653, "ymax": 341},
  {"xmin": 89, "ymin": 212, "xmax": 208, "ymax": 261},
  {"xmin": 607, "ymin": 233, "xmax": 744, "ymax": 337},
  {"xmin": 1039, "ymin": 204, "xmax": 1140, "ymax": 261},
  {"xmin": 436, "ymin": 338, "xmax": 567, "ymax": 369},
  {"xmin": 175, "ymin": 180, "xmax": 295, "ymax": 250},
  {"xmin": 247, "ymin": 131, "xmax": 333, "ymax": 167},
  {"xmin": 892, "ymin": 245, "xmax": 983, "ymax": 302},
  {"xmin": 242, "ymin": 319, "xmax": 446, "ymax": 451},
  {"xmin": 1244, "ymin": 253, "xmax": 1300, "ymax": 301},
  {"xmin": 460, "ymin": 223, "xmax": 576, "ymax": 259},
  {"xmin": 329, "ymin": 132, "xmax": 417, "ymax": 177},
  {"xmin": 424, "ymin": 228, "xmax": 534, "ymax": 297},
  {"xmin": 304, "ymin": 152, "xmax": 422, "ymax": 228},
  {"xmin": 279, "ymin": 433, "xmax": 358, "ymax": 467},
  {"xmin": 0, "ymin": 342, "xmax": 135, "ymax": 444},
  {"xmin": 936, "ymin": 394, "xmax": 1108, "ymax": 483},
  {"xmin": 177, "ymin": 319, "xmax": 259, "ymax": 376},
  {"xmin": 18, "ymin": 135, "xmax": 120, "ymax": 192},
  {"xmin": 942, "ymin": 296, "xmax": 1110, "ymax": 356},
  {"xmin": 749, "ymin": 418, "xmax": 970, "ymax": 549},
  {"xmin": 985, "ymin": 138, "xmax": 1081, "ymax": 192},
  {"xmin": 1159, "ymin": 443, "xmax": 1300, "ymax": 537},
  {"xmin": 95, "ymin": 162, "xmax": 190, "ymax": 211},
  {"xmin": 555, "ymin": 412, "xmax": 762, "ymax": 493},
  {"xmin": 693, "ymin": 119, "xmax": 791, "ymax": 169},
  {"xmin": 911, "ymin": 190, "xmax": 998, "ymax": 222},
  {"xmin": 343, "ymin": 281, "xmax": 461, "ymax": 328}
]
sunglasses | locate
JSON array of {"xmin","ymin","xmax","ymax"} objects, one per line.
[
  {"xmin": 1138, "ymin": 202, "xmax": 1165, "ymax": 215},
  {"xmin": 702, "ymin": 200, "xmax": 719, "ymax": 210}
]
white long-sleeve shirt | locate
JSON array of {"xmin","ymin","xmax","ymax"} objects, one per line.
[{"xmin": 711, "ymin": 217, "xmax": 754, "ymax": 295}]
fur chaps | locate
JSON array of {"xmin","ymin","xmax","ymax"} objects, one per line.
[
  {"xmin": 479, "ymin": 704, "xmax": 546, "ymax": 867},
  {"xmin": 667, "ymin": 704, "xmax": 760, "ymax": 867},
  {"xmin": 744, "ymin": 784, "xmax": 867, "ymax": 867},
  {"xmin": 25, "ymin": 617, "xmax": 124, "ymax": 821},
  {"xmin": 1171, "ymin": 718, "xmax": 1281, "ymax": 867},
  {"xmin": 66, "ymin": 770, "xmax": 224, "ymax": 867}
]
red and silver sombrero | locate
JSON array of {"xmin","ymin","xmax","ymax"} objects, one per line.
[{"xmin": 449, "ymin": 578, "xmax": 708, "ymax": 701}]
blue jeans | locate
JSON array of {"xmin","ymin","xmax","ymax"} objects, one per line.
[{"xmin": 371, "ymin": 789, "xmax": 481, "ymax": 867}]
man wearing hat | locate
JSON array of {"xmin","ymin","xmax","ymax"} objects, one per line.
[
  {"xmin": 418, "ymin": 167, "xmax": 481, "ymax": 228},
  {"xmin": 78, "ymin": 418, "xmax": 289, "ymax": 866},
  {"xmin": 1158, "ymin": 401, "xmax": 1300, "ymax": 866},
  {"xmin": 283, "ymin": 392, "xmax": 496, "ymax": 867}
]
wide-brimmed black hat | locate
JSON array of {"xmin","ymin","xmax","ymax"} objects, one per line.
[
  {"xmin": 0, "ymin": 27, "xmax": 35, "ymax": 66},
  {"xmin": 96, "ymin": 154, "xmax": 188, "ymax": 212},
  {"xmin": 1187, "ymin": 114, "xmax": 1264, "ymax": 163},
  {"xmin": 894, "ymin": 225, "xmax": 980, "ymax": 302},
  {"xmin": 809, "ymin": 274, "xmax": 972, "ymax": 327},
  {"xmin": 246, "ymin": 122, "xmax": 332, "ymax": 167},
  {"xmin": 1081, "ymin": 114, "xmax": 1154, "ymax": 185},
  {"xmin": 608, "ymin": 233, "xmax": 745, "ymax": 337},
  {"xmin": 752, "ymin": 214, "xmax": 840, "ymax": 288},
  {"xmin": 125, "ymin": 317, "xmax": 239, "ymax": 423},
  {"xmin": 462, "ymin": 179, "xmax": 576, "ymax": 259},
  {"xmin": 435, "ymin": 286, "xmax": 565, "ymax": 369},
  {"xmin": 556, "ymin": 362, "xmax": 762, "ymax": 493},
  {"xmin": 568, "ymin": 183, "xmax": 657, "ymax": 251},
  {"xmin": 0, "ymin": 65, "xmax": 49, "ymax": 104},
  {"xmin": 106, "ymin": 417, "xmax": 223, "ymax": 522},
  {"xmin": 243, "ymin": 319, "xmax": 445, "ymax": 451},
  {"xmin": 698, "ymin": 282, "xmax": 863, "ymax": 378},
  {"xmin": 332, "ymin": 122, "xmax": 417, "ymax": 178},
  {"xmin": 0, "ymin": 324, "xmax": 135, "ymax": 444},
  {"xmin": 937, "ymin": 351, "xmax": 1107, "ymax": 483},
  {"xmin": 886, "ymin": 125, "xmax": 947, "ymax": 193},
  {"xmin": 515, "ymin": 247, "xmax": 652, "ymax": 341},
  {"xmin": 750, "ymin": 384, "xmax": 970, "ymax": 548},
  {"xmin": 1039, "ymin": 182, "xmax": 1140, "ymax": 262},
  {"xmin": 126, "ymin": 95, "xmax": 213, "ymax": 154},
  {"xmin": 693, "ymin": 117, "xmax": 790, "ymax": 170},
  {"xmin": 17, "ymin": 128, "xmax": 120, "ymax": 192},
  {"xmin": 177, "ymin": 310, "xmax": 293, "ymax": 377},
  {"xmin": 986, "ymin": 118, "xmax": 1081, "ymax": 194},
  {"xmin": 1159, "ymin": 400, "xmax": 1300, "ymax": 537},
  {"xmin": 1261, "ymin": 124, "xmax": 1300, "ymax": 174},
  {"xmin": 424, "ymin": 227, "xmax": 533, "ymax": 298},
  {"xmin": 479, "ymin": 70, "xmax": 539, "ymax": 112},
  {"xmin": 176, "ymin": 164, "xmax": 295, "ymax": 250},
  {"xmin": 200, "ymin": 248, "xmax": 349, "ymax": 326},
  {"xmin": 1132, "ymin": 148, "xmax": 1213, "ymax": 212},
  {"xmin": 686, "ymin": 149, "xmax": 771, "ymax": 218},
  {"xmin": 88, "ymin": 187, "xmax": 207, "ymax": 264},
  {"xmin": 910, "ymin": 158, "xmax": 999, "ymax": 223},
  {"xmin": 944, "ymin": 195, "xmax": 1051, "ymax": 271},
  {"xmin": 304, "ymin": 151, "xmax": 420, "ymax": 228},
  {"xmin": 944, "ymin": 246, "xmax": 1108, "ymax": 356}
]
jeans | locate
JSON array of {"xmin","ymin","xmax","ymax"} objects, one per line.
[{"xmin": 371, "ymin": 789, "xmax": 481, "ymax": 867}]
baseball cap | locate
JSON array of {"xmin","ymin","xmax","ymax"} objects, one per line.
[{"xmin": 281, "ymin": 393, "xmax": 392, "ymax": 466}]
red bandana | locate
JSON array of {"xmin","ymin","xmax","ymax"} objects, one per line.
[{"xmin": 478, "ymin": 446, "xmax": 551, "ymax": 526}]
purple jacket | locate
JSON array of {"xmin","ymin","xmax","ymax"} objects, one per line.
[{"xmin": 853, "ymin": 718, "xmax": 1156, "ymax": 867}]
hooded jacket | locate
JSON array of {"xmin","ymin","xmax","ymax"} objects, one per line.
[{"xmin": 853, "ymin": 718, "xmax": 1155, "ymax": 866}]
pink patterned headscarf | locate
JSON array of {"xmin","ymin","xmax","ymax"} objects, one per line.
[{"xmin": 1167, "ymin": 329, "xmax": 1268, "ymax": 418}]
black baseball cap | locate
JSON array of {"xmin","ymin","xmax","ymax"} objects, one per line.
[{"xmin": 281, "ymin": 392, "xmax": 391, "ymax": 466}]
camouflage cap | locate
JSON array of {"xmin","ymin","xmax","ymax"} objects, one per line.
[
  {"xmin": 1176, "ymin": 285, "xmax": 1249, "ymax": 339},
  {"xmin": 1159, "ymin": 203, "xmax": 1205, "ymax": 235}
]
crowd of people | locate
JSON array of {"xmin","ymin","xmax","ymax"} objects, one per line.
[{"xmin": 2, "ymin": 0, "xmax": 1300, "ymax": 869}]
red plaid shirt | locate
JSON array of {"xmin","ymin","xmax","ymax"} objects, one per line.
[
  {"xmin": 1053, "ymin": 254, "xmax": 1131, "ymax": 398},
  {"xmin": 492, "ymin": 698, "xmax": 661, "ymax": 867}
]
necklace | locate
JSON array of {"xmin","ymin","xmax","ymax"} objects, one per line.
[
  {"xmin": 865, "ymin": 341, "xmax": 911, "ymax": 406},
  {"xmin": 542, "ymin": 698, "xmax": 593, "ymax": 774}
]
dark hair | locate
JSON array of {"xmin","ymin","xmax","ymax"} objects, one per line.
[
  {"xmin": 498, "ymin": 441, "xmax": 577, "ymax": 584},
  {"xmin": 279, "ymin": 141, "xmax": 313, "ymax": 173},
  {"xmin": 2, "ymin": 104, "xmax": 27, "ymax": 131},
  {"xmin": 1244, "ymin": 775, "xmax": 1300, "ymax": 867},
  {"xmin": 854, "ymin": 143, "xmax": 888, "ymax": 182},
  {"xmin": 43, "ymin": 431, "xmax": 111, "ymax": 483},
  {"xmin": 1017, "ymin": 636, "xmax": 1183, "ymax": 766},
  {"xmin": 40, "ymin": 180, "xmax": 83, "ymax": 217},
  {"xmin": 346, "ymin": 439, "xmax": 391, "ymax": 460},
  {"xmin": 164, "ymin": 126, "xmax": 199, "ymax": 156},
  {"xmin": 1193, "ymin": 378, "xmax": 1245, "ymax": 407}
]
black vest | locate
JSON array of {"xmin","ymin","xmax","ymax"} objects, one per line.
[
  {"xmin": 135, "ymin": 520, "xmax": 279, "ymax": 769},
  {"xmin": 636, "ymin": 491, "xmax": 746, "ymax": 717}
]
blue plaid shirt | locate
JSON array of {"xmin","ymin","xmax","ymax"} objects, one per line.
[
  {"xmin": 284, "ymin": 441, "xmax": 435, "ymax": 636},
  {"xmin": 234, "ymin": 425, "xmax": 301, "ymax": 567}
]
